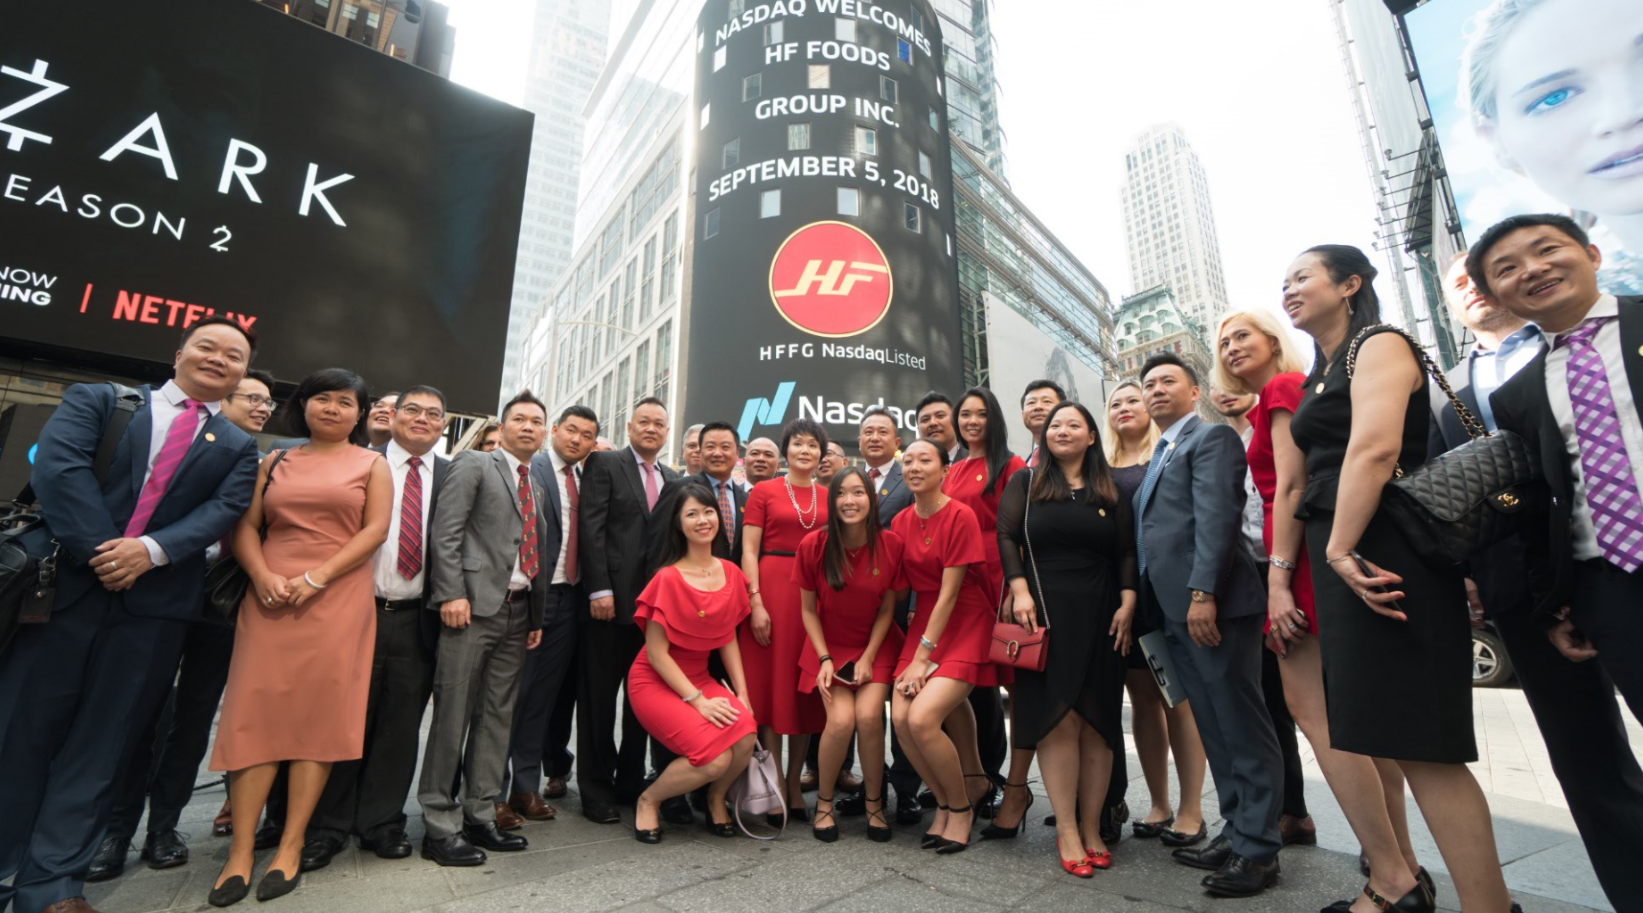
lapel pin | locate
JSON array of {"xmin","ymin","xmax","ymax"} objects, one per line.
[
  {"xmin": 1315, "ymin": 382, "xmax": 1325, "ymax": 394},
  {"xmin": 975, "ymin": 473, "xmax": 983, "ymax": 482},
  {"xmin": 880, "ymin": 488, "xmax": 889, "ymax": 496},
  {"xmin": 204, "ymin": 432, "xmax": 216, "ymax": 442}
]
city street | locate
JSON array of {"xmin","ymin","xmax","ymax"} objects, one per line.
[{"xmin": 84, "ymin": 686, "xmax": 1631, "ymax": 913}]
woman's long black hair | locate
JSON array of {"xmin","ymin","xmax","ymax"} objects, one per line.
[
  {"xmin": 1302, "ymin": 244, "xmax": 1382, "ymax": 383},
  {"xmin": 280, "ymin": 367, "xmax": 371, "ymax": 445},
  {"xmin": 1028, "ymin": 401, "xmax": 1118, "ymax": 509},
  {"xmin": 820, "ymin": 466, "xmax": 883, "ymax": 591},
  {"xmin": 654, "ymin": 482, "xmax": 719, "ymax": 571},
  {"xmin": 958, "ymin": 386, "xmax": 1012, "ymax": 490}
]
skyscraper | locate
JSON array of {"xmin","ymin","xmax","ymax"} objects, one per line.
[
  {"xmin": 1120, "ymin": 123, "xmax": 1229, "ymax": 340},
  {"xmin": 935, "ymin": 0, "xmax": 1007, "ymax": 178},
  {"xmin": 257, "ymin": 0, "xmax": 456, "ymax": 75}
]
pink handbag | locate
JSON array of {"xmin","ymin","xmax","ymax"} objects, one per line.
[
  {"xmin": 990, "ymin": 468, "xmax": 1050, "ymax": 672},
  {"xmin": 727, "ymin": 737, "xmax": 785, "ymax": 840}
]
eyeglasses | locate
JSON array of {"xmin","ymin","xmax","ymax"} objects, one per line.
[
  {"xmin": 398, "ymin": 404, "xmax": 446, "ymax": 422},
  {"xmin": 230, "ymin": 394, "xmax": 276, "ymax": 409}
]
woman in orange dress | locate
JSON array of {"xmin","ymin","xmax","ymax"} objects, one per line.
[
  {"xmin": 629, "ymin": 483, "xmax": 758, "ymax": 843},
  {"xmin": 739, "ymin": 418, "xmax": 829, "ymax": 820},
  {"xmin": 207, "ymin": 369, "xmax": 390, "ymax": 907}
]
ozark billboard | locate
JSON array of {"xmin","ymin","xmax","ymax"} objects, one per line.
[
  {"xmin": 688, "ymin": 0, "xmax": 963, "ymax": 447},
  {"xmin": 0, "ymin": 0, "xmax": 531, "ymax": 413}
]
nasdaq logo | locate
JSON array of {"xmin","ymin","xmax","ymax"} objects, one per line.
[{"xmin": 738, "ymin": 381, "xmax": 796, "ymax": 441}]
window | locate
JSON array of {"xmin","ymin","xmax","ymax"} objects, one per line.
[
  {"xmin": 788, "ymin": 123, "xmax": 811, "ymax": 150},
  {"xmin": 599, "ymin": 372, "xmax": 613, "ymax": 427},
  {"xmin": 904, "ymin": 203, "xmax": 920, "ymax": 232},
  {"xmin": 654, "ymin": 322, "xmax": 674, "ymax": 404},
  {"xmin": 590, "ymin": 295, "xmax": 604, "ymax": 363},
  {"xmin": 808, "ymin": 65, "xmax": 830, "ymax": 89},
  {"xmin": 342, "ymin": 2, "xmax": 358, "ymax": 18},
  {"xmin": 699, "ymin": 103, "xmax": 710, "ymax": 128},
  {"xmin": 634, "ymin": 341, "xmax": 651, "ymax": 402},
  {"xmin": 703, "ymin": 208, "xmax": 719, "ymax": 239},
  {"xmin": 713, "ymin": 46, "xmax": 726, "ymax": 71},
  {"xmin": 366, "ymin": 10, "xmax": 380, "ymax": 27},
  {"xmin": 855, "ymin": 127, "xmax": 876, "ymax": 156},
  {"xmin": 928, "ymin": 108, "xmax": 939, "ymax": 130},
  {"xmin": 918, "ymin": 151, "xmax": 931, "ymax": 178},
  {"xmin": 728, "ymin": 0, "xmax": 745, "ymax": 14},
  {"xmin": 761, "ymin": 190, "xmax": 781, "ymax": 219},
  {"xmin": 723, "ymin": 137, "xmax": 740, "ymax": 168},
  {"xmin": 660, "ymin": 212, "xmax": 680, "ymax": 301},
  {"xmin": 639, "ymin": 236, "xmax": 657, "ymax": 321},
  {"xmin": 599, "ymin": 215, "xmax": 624, "ymax": 277},
  {"xmin": 879, "ymin": 76, "xmax": 897, "ymax": 103},
  {"xmin": 742, "ymin": 74, "xmax": 761, "ymax": 101},
  {"xmin": 764, "ymin": 21, "xmax": 783, "ymax": 44},
  {"xmin": 614, "ymin": 358, "xmax": 631, "ymax": 435},
  {"xmin": 835, "ymin": 18, "xmax": 856, "ymax": 42},
  {"xmin": 897, "ymin": 39, "xmax": 912, "ymax": 62},
  {"xmin": 621, "ymin": 259, "xmax": 637, "ymax": 330},
  {"xmin": 837, "ymin": 187, "xmax": 859, "ymax": 216}
]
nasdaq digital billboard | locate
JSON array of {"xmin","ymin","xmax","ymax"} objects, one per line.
[
  {"xmin": 688, "ymin": 0, "xmax": 964, "ymax": 446},
  {"xmin": 0, "ymin": 0, "xmax": 532, "ymax": 412}
]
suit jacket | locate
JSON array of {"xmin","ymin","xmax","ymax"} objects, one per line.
[
  {"xmin": 1133, "ymin": 414, "xmax": 1264, "ymax": 623},
  {"xmin": 22, "ymin": 383, "xmax": 259, "ymax": 620},
  {"xmin": 870, "ymin": 461, "xmax": 912, "ymax": 526},
  {"xmin": 1489, "ymin": 295, "xmax": 1643, "ymax": 616},
  {"xmin": 579, "ymin": 446, "xmax": 679, "ymax": 624},
  {"xmin": 646, "ymin": 471, "xmax": 747, "ymax": 575},
  {"xmin": 428, "ymin": 449, "xmax": 548, "ymax": 628}
]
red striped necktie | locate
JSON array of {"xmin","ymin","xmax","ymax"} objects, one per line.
[{"xmin": 397, "ymin": 456, "xmax": 424, "ymax": 579}]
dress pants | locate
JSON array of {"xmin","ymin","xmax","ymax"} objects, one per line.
[
  {"xmin": 886, "ymin": 596, "xmax": 922, "ymax": 802},
  {"xmin": 576, "ymin": 615, "xmax": 649, "ymax": 807},
  {"xmin": 969, "ymin": 687, "xmax": 1007, "ymax": 782},
  {"xmin": 311, "ymin": 599, "xmax": 436, "ymax": 843},
  {"xmin": 1261, "ymin": 645, "xmax": 1308, "ymax": 819},
  {"xmin": 503, "ymin": 584, "xmax": 580, "ymax": 797},
  {"xmin": 416, "ymin": 593, "xmax": 530, "ymax": 839},
  {"xmin": 0, "ymin": 590, "xmax": 188, "ymax": 913},
  {"xmin": 1158, "ymin": 592, "xmax": 1282, "ymax": 864},
  {"xmin": 545, "ymin": 654, "xmax": 578, "ymax": 781},
  {"xmin": 105, "ymin": 619, "xmax": 236, "ymax": 842}
]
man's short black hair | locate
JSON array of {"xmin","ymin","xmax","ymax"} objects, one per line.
[
  {"xmin": 700, "ymin": 420, "xmax": 740, "ymax": 448},
  {"xmin": 915, "ymin": 391, "xmax": 954, "ymax": 418},
  {"xmin": 1141, "ymin": 352, "xmax": 1197, "ymax": 386},
  {"xmin": 399, "ymin": 385, "xmax": 447, "ymax": 411},
  {"xmin": 1020, "ymin": 379, "xmax": 1066, "ymax": 407},
  {"xmin": 180, "ymin": 315, "xmax": 257, "ymax": 361},
  {"xmin": 502, "ymin": 389, "xmax": 548, "ymax": 422},
  {"xmin": 557, "ymin": 404, "xmax": 599, "ymax": 431},
  {"xmin": 1466, "ymin": 213, "xmax": 1592, "ymax": 298},
  {"xmin": 243, "ymin": 368, "xmax": 276, "ymax": 391},
  {"xmin": 632, "ymin": 396, "xmax": 667, "ymax": 415},
  {"xmin": 860, "ymin": 405, "xmax": 898, "ymax": 429}
]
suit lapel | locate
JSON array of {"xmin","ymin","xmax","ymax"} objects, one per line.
[
  {"xmin": 882, "ymin": 462, "xmax": 905, "ymax": 501},
  {"xmin": 1620, "ymin": 297, "xmax": 1643, "ymax": 418},
  {"xmin": 619, "ymin": 446, "xmax": 646, "ymax": 504},
  {"xmin": 168, "ymin": 410, "xmax": 228, "ymax": 484},
  {"xmin": 493, "ymin": 450, "xmax": 525, "ymax": 520},
  {"xmin": 127, "ymin": 386, "xmax": 155, "ymax": 498}
]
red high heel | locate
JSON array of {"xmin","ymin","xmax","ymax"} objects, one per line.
[
  {"xmin": 1086, "ymin": 849, "xmax": 1114, "ymax": 870},
  {"xmin": 1059, "ymin": 853, "xmax": 1094, "ymax": 878}
]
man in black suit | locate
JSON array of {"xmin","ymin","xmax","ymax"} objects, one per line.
[
  {"xmin": 303, "ymin": 386, "xmax": 452, "ymax": 869},
  {"xmin": 1430, "ymin": 249, "xmax": 1643, "ymax": 907},
  {"xmin": 577, "ymin": 396, "xmax": 679, "ymax": 823},
  {"xmin": 650, "ymin": 421, "xmax": 747, "ymax": 567},
  {"xmin": 915, "ymin": 392, "xmax": 966, "ymax": 463},
  {"xmin": 502, "ymin": 405, "xmax": 600, "ymax": 824}
]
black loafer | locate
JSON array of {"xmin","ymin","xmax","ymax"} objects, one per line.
[
  {"xmin": 360, "ymin": 828, "xmax": 413, "ymax": 859},
  {"xmin": 208, "ymin": 874, "xmax": 250, "ymax": 908},
  {"xmin": 895, "ymin": 792, "xmax": 923, "ymax": 825},
  {"xmin": 298, "ymin": 835, "xmax": 344, "ymax": 872},
  {"xmin": 660, "ymin": 795, "xmax": 695, "ymax": 824},
  {"xmin": 1201, "ymin": 854, "xmax": 1279, "ymax": 898},
  {"xmin": 1161, "ymin": 822, "xmax": 1208, "ymax": 848},
  {"xmin": 465, "ymin": 821, "xmax": 527, "ymax": 852},
  {"xmin": 1132, "ymin": 815, "xmax": 1175, "ymax": 839},
  {"xmin": 421, "ymin": 834, "xmax": 487, "ymax": 867},
  {"xmin": 255, "ymin": 866, "xmax": 301, "ymax": 902},
  {"xmin": 583, "ymin": 801, "xmax": 621, "ymax": 824},
  {"xmin": 706, "ymin": 819, "xmax": 738, "ymax": 838},
  {"xmin": 917, "ymin": 788, "xmax": 938, "ymax": 809},
  {"xmin": 1172, "ymin": 834, "xmax": 1233, "ymax": 870},
  {"xmin": 253, "ymin": 822, "xmax": 284, "ymax": 851},
  {"xmin": 142, "ymin": 829, "xmax": 189, "ymax": 869},
  {"xmin": 87, "ymin": 835, "xmax": 129, "ymax": 882}
]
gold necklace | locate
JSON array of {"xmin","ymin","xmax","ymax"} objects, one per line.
[{"xmin": 913, "ymin": 497, "xmax": 947, "ymax": 545}]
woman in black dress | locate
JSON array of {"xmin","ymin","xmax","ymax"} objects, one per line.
[
  {"xmin": 1287, "ymin": 244, "xmax": 1513, "ymax": 913},
  {"xmin": 997, "ymin": 401, "xmax": 1135, "ymax": 877}
]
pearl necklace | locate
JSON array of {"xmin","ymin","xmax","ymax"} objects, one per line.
[{"xmin": 784, "ymin": 476, "xmax": 820, "ymax": 530}]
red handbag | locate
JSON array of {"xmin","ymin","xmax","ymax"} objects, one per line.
[{"xmin": 990, "ymin": 468, "xmax": 1050, "ymax": 672}]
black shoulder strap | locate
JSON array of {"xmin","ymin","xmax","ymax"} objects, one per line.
[{"xmin": 13, "ymin": 382, "xmax": 144, "ymax": 507}]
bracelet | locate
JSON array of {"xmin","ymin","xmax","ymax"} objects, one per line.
[
  {"xmin": 1268, "ymin": 556, "xmax": 1297, "ymax": 572},
  {"xmin": 1325, "ymin": 553, "xmax": 1356, "ymax": 566},
  {"xmin": 818, "ymin": 654, "xmax": 833, "ymax": 665},
  {"xmin": 303, "ymin": 571, "xmax": 327, "ymax": 589},
  {"xmin": 681, "ymin": 689, "xmax": 703, "ymax": 703},
  {"xmin": 919, "ymin": 635, "xmax": 937, "ymax": 651},
  {"xmin": 747, "ymin": 586, "xmax": 760, "ymax": 596}
]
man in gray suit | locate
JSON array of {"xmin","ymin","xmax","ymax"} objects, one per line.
[
  {"xmin": 1133, "ymin": 353, "xmax": 1281, "ymax": 897},
  {"xmin": 417, "ymin": 392, "xmax": 550, "ymax": 867}
]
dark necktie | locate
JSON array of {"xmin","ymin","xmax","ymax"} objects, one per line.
[
  {"xmin": 518, "ymin": 464, "xmax": 540, "ymax": 580},
  {"xmin": 716, "ymin": 480, "xmax": 735, "ymax": 547},
  {"xmin": 397, "ymin": 456, "xmax": 424, "ymax": 579}
]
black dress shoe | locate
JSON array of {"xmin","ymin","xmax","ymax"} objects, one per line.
[
  {"xmin": 705, "ymin": 817, "xmax": 738, "ymax": 838},
  {"xmin": 253, "ymin": 822, "xmax": 284, "ymax": 851},
  {"xmin": 421, "ymin": 834, "xmax": 487, "ymax": 867},
  {"xmin": 255, "ymin": 867, "xmax": 301, "ymax": 902},
  {"xmin": 660, "ymin": 795, "xmax": 695, "ymax": 824},
  {"xmin": 1201, "ymin": 854, "xmax": 1279, "ymax": 897},
  {"xmin": 917, "ymin": 788, "xmax": 938, "ymax": 809},
  {"xmin": 465, "ymin": 821, "xmax": 528, "ymax": 852},
  {"xmin": 583, "ymin": 801, "xmax": 621, "ymax": 824},
  {"xmin": 1417, "ymin": 867, "xmax": 1436, "ymax": 903},
  {"xmin": 633, "ymin": 825, "xmax": 663, "ymax": 844},
  {"xmin": 360, "ymin": 828, "xmax": 413, "ymax": 859},
  {"xmin": 1324, "ymin": 881, "xmax": 1436, "ymax": 913},
  {"xmin": 1173, "ymin": 834, "xmax": 1233, "ymax": 870},
  {"xmin": 1100, "ymin": 800, "xmax": 1128, "ymax": 845},
  {"xmin": 836, "ymin": 793, "xmax": 866, "ymax": 817},
  {"xmin": 87, "ymin": 835, "xmax": 129, "ymax": 882},
  {"xmin": 895, "ymin": 792, "xmax": 923, "ymax": 825},
  {"xmin": 298, "ymin": 835, "xmax": 344, "ymax": 872},
  {"xmin": 141, "ymin": 829, "xmax": 189, "ymax": 869},
  {"xmin": 208, "ymin": 874, "xmax": 250, "ymax": 908}
]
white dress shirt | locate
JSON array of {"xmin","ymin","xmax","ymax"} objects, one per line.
[
  {"xmin": 140, "ymin": 380, "xmax": 223, "ymax": 566},
  {"xmin": 500, "ymin": 448, "xmax": 533, "ymax": 592},
  {"xmin": 373, "ymin": 440, "xmax": 435, "ymax": 600},
  {"xmin": 1238, "ymin": 425, "xmax": 1265, "ymax": 560},
  {"xmin": 864, "ymin": 457, "xmax": 895, "ymax": 492},
  {"xmin": 547, "ymin": 448, "xmax": 580, "ymax": 586},
  {"xmin": 1544, "ymin": 295, "xmax": 1643, "ymax": 561}
]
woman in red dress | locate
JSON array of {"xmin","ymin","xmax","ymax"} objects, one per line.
[
  {"xmin": 1216, "ymin": 308, "xmax": 1420, "ymax": 907},
  {"xmin": 889, "ymin": 440, "xmax": 998, "ymax": 855},
  {"xmin": 796, "ymin": 467, "xmax": 906, "ymax": 843},
  {"xmin": 629, "ymin": 483, "xmax": 758, "ymax": 844},
  {"xmin": 740, "ymin": 418, "xmax": 829, "ymax": 820}
]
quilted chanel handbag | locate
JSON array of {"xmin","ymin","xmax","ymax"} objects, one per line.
[
  {"xmin": 202, "ymin": 448, "xmax": 290, "ymax": 625},
  {"xmin": 990, "ymin": 469, "xmax": 1050, "ymax": 671},
  {"xmin": 1345, "ymin": 325, "xmax": 1538, "ymax": 567}
]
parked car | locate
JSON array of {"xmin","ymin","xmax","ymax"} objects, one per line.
[{"xmin": 1472, "ymin": 622, "xmax": 1515, "ymax": 688}]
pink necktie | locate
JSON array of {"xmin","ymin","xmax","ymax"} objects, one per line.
[
  {"xmin": 642, "ymin": 461, "xmax": 659, "ymax": 511},
  {"xmin": 125, "ymin": 399, "xmax": 203, "ymax": 538},
  {"xmin": 1559, "ymin": 318, "xmax": 1643, "ymax": 572}
]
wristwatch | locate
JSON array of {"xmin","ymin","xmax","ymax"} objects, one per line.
[{"xmin": 1190, "ymin": 589, "xmax": 1213, "ymax": 603}]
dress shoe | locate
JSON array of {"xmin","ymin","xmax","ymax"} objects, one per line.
[
  {"xmin": 492, "ymin": 801, "xmax": 525, "ymax": 831},
  {"xmin": 300, "ymin": 835, "xmax": 344, "ymax": 872},
  {"xmin": 835, "ymin": 770, "xmax": 863, "ymax": 793},
  {"xmin": 1417, "ymin": 868, "xmax": 1435, "ymax": 903},
  {"xmin": 207, "ymin": 875, "xmax": 249, "ymax": 908},
  {"xmin": 465, "ymin": 821, "xmax": 528, "ymax": 851},
  {"xmin": 421, "ymin": 834, "xmax": 487, "ymax": 867},
  {"xmin": 1100, "ymin": 800, "xmax": 1128, "ymax": 845},
  {"xmin": 1324, "ymin": 882, "xmax": 1436, "ymax": 913},
  {"xmin": 974, "ymin": 781, "xmax": 1000, "ymax": 820},
  {"xmin": 799, "ymin": 769, "xmax": 818, "ymax": 792},
  {"xmin": 544, "ymin": 776, "xmax": 568, "ymax": 799},
  {"xmin": 917, "ymin": 788, "xmax": 938, "ymax": 809},
  {"xmin": 1160, "ymin": 821, "xmax": 1208, "ymax": 848},
  {"xmin": 359, "ymin": 828, "xmax": 413, "ymax": 859},
  {"xmin": 836, "ymin": 793, "xmax": 866, "ymax": 817},
  {"xmin": 141, "ymin": 829, "xmax": 189, "ymax": 869},
  {"xmin": 1087, "ymin": 849, "xmax": 1114, "ymax": 870},
  {"xmin": 1131, "ymin": 815, "xmax": 1174, "ymax": 839},
  {"xmin": 253, "ymin": 822, "xmax": 283, "ymax": 851},
  {"xmin": 213, "ymin": 800, "xmax": 234, "ymax": 837},
  {"xmin": 510, "ymin": 791, "xmax": 558, "ymax": 821},
  {"xmin": 1200, "ymin": 854, "xmax": 1279, "ymax": 898},
  {"xmin": 1172, "ymin": 833, "xmax": 1233, "ymax": 870},
  {"xmin": 934, "ymin": 802, "xmax": 975, "ymax": 855},
  {"xmin": 583, "ymin": 800, "xmax": 621, "ymax": 824},
  {"xmin": 36, "ymin": 900, "xmax": 101, "ymax": 913},
  {"xmin": 863, "ymin": 792, "xmax": 892, "ymax": 843},
  {"xmin": 1279, "ymin": 813, "xmax": 1317, "ymax": 846},
  {"xmin": 661, "ymin": 795, "xmax": 695, "ymax": 824},
  {"xmin": 86, "ymin": 836, "xmax": 129, "ymax": 882},
  {"xmin": 254, "ymin": 867, "xmax": 300, "ymax": 902},
  {"xmin": 633, "ymin": 825, "xmax": 663, "ymax": 844},
  {"xmin": 980, "ymin": 782, "xmax": 1033, "ymax": 840},
  {"xmin": 895, "ymin": 791, "xmax": 924, "ymax": 825}
]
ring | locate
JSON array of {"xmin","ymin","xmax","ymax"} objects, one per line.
[
  {"xmin": 1287, "ymin": 622, "xmax": 1299, "ymax": 631},
  {"xmin": 266, "ymin": 596, "xmax": 274, "ymax": 605},
  {"xmin": 110, "ymin": 561, "xmax": 119, "ymax": 570}
]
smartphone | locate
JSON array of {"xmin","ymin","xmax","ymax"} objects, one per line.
[
  {"xmin": 1351, "ymin": 553, "xmax": 1404, "ymax": 613},
  {"xmin": 835, "ymin": 661, "xmax": 857, "ymax": 685}
]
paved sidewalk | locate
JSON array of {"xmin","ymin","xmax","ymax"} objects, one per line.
[{"xmin": 80, "ymin": 686, "xmax": 1633, "ymax": 913}]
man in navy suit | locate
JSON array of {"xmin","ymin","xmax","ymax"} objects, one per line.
[{"xmin": 0, "ymin": 317, "xmax": 260, "ymax": 913}]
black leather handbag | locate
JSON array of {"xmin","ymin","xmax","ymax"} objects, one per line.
[
  {"xmin": 1345, "ymin": 325, "xmax": 1538, "ymax": 567},
  {"xmin": 203, "ymin": 448, "xmax": 289, "ymax": 626}
]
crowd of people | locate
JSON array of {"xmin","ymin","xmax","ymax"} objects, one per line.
[{"xmin": 2, "ymin": 212, "xmax": 1640, "ymax": 913}]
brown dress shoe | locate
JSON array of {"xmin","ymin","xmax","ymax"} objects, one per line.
[
  {"xmin": 493, "ymin": 801, "xmax": 525, "ymax": 831},
  {"xmin": 798, "ymin": 770, "xmax": 818, "ymax": 793},
  {"xmin": 212, "ymin": 799, "xmax": 234, "ymax": 837},
  {"xmin": 835, "ymin": 771, "xmax": 864, "ymax": 793},
  {"xmin": 544, "ymin": 776, "xmax": 568, "ymax": 799},
  {"xmin": 510, "ymin": 792, "xmax": 558, "ymax": 821},
  {"xmin": 36, "ymin": 899, "xmax": 101, "ymax": 913},
  {"xmin": 1278, "ymin": 814, "xmax": 1317, "ymax": 846}
]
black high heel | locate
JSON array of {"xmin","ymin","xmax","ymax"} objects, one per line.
[
  {"xmin": 935, "ymin": 803, "xmax": 974, "ymax": 855},
  {"xmin": 922, "ymin": 805, "xmax": 951, "ymax": 850},
  {"xmin": 863, "ymin": 792, "xmax": 892, "ymax": 843},
  {"xmin": 1323, "ymin": 881, "xmax": 1436, "ymax": 912},
  {"xmin": 208, "ymin": 873, "xmax": 249, "ymax": 908},
  {"xmin": 980, "ymin": 781, "xmax": 1034, "ymax": 840},
  {"xmin": 812, "ymin": 794, "xmax": 839, "ymax": 843}
]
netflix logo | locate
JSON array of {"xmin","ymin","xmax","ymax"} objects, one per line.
[{"xmin": 81, "ymin": 283, "xmax": 258, "ymax": 331}]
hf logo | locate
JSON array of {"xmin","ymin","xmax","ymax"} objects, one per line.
[{"xmin": 768, "ymin": 221, "xmax": 892, "ymax": 337}]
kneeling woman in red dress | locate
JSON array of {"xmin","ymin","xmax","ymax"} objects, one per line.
[
  {"xmin": 796, "ymin": 467, "xmax": 907, "ymax": 843},
  {"xmin": 889, "ymin": 440, "xmax": 999, "ymax": 855},
  {"xmin": 629, "ymin": 483, "xmax": 759, "ymax": 843}
]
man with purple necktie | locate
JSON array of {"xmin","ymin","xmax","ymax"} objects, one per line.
[
  {"xmin": 1477, "ymin": 213, "xmax": 1643, "ymax": 719},
  {"xmin": 0, "ymin": 317, "xmax": 261, "ymax": 913}
]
